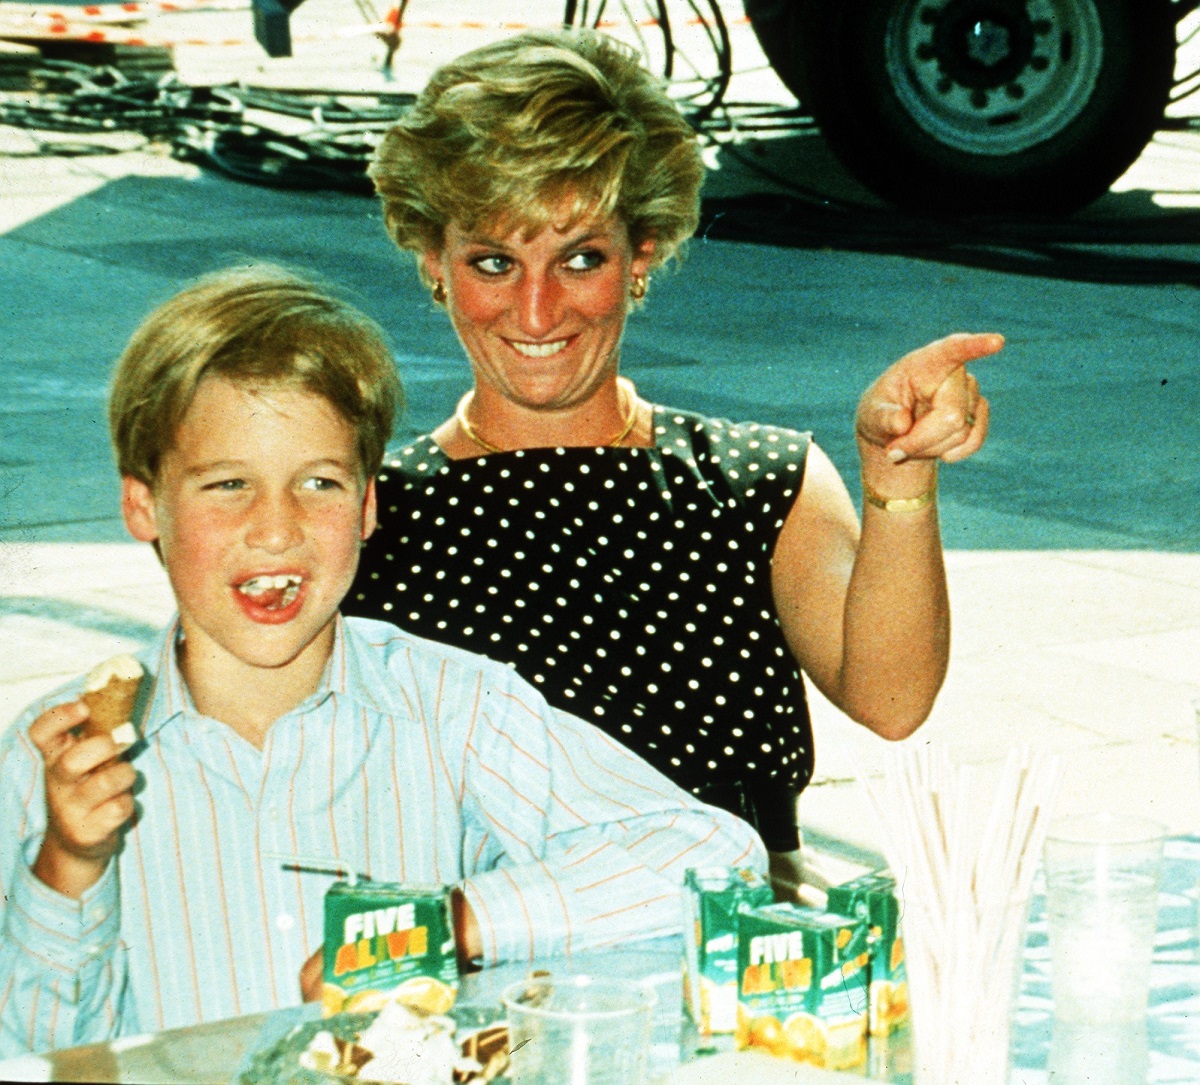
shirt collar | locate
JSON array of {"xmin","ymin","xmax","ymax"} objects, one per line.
[
  {"xmin": 138, "ymin": 617, "xmax": 190, "ymax": 741},
  {"xmin": 138, "ymin": 613, "xmax": 399, "ymax": 740},
  {"xmin": 333, "ymin": 616, "xmax": 412, "ymax": 716}
]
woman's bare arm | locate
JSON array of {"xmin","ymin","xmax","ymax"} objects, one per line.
[{"xmin": 771, "ymin": 333, "xmax": 1002, "ymax": 739}]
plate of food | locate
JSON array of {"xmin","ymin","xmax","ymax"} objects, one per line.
[{"xmin": 235, "ymin": 1001, "xmax": 509, "ymax": 1085}]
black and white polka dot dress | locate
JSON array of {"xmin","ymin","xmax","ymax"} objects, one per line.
[{"xmin": 347, "ymin": 407, "xmax": 813, "ymax": 849}]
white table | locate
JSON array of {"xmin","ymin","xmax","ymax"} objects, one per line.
[{"xmin": 5, "ymin": 836, "xmax": 1198, "ymax": 1084}]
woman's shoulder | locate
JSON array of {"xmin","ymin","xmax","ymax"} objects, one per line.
[
  {"xmin": 651, "ymin": 406, "xmax": 811, "ymax": 526},
  {"xmin": 653, "ymin": 405, "xmax": 811, "ymax": 477},
  {"xmin": 376, "ymin": 434, "xmax": 447, "ymax": 488},
  {"xmin": 654, "ymin": 404, "xmax": 809, "ymax": 446}
]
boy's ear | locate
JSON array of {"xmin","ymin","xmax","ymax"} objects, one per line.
[
  {"xmin": 360, "ymin": 477, "xmax": 378, "ymax": 541},
  {"xmin": 122, "ymin": 476, "xmax": 160, "ymax": 543}
]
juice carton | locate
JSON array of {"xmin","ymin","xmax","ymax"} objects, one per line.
[
  {"xmin": 826, "ymin": 870, "xmax": 909, "ymax": 1036},
  {"xmin": 321, "ymin": 881, "xmax": 459, "ymax": 1017},
  {"xmin": 681, "ymin": 866, "xmax": 774, "ymax": 1035},
  {"xmin": 735, "ymin": 903, "xmax": 870, "ymax": 1071}
]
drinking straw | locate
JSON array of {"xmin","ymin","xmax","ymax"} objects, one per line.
[{"xmin": 264, "ymin": 851, "xmax": 372, "ymax": 885}]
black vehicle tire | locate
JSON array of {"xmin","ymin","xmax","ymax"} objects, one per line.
[
  {"xmin": 743, "ymin": 0, "xmax": 823, "ymax": 107},
  {"xmin": 773, "ymin": 0, "xmax": 1178, "ymax": 214}
]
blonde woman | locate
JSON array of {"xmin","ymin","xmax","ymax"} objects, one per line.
[{"xmin": 347, "ymin": 29, "xmax": 1000, "ymax": 895}]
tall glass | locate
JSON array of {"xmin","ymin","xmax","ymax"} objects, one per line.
[{"xmin": 1043, "ymin": 813, "xmax": 1165, "ymax": 1025}]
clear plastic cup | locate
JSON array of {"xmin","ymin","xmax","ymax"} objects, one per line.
[
  {"xmin": 1043, "ymin": 813, "xmax": 1165, "ymax": 1025},
  {"xmin": 502, "ymin": 974, "xmax": 657, "ymax": 1085}
]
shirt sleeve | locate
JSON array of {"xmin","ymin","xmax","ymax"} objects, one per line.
[
  {"xmin": 0, "ymin": 711, "xmax": 138, "ymax": 1057},
  {"xmin": 457, "ymin": 672, "xmax": 767, "ymax": 965}
]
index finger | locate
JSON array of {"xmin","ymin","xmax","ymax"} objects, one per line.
[
  {"xmin": 899, "ymin": 332, "xmax": 1005, "ymax": 393},
  {"xmin": 27, "ymin": 699, "xmax": 90, "ymax": 759}
]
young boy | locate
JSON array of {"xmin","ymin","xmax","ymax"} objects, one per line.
[{"xmin": 0, "ymin": 265, "xmax": 764, "ymax": 1057}]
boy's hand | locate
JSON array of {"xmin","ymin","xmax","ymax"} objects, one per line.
[
  {"xmin": 451, "ymin": 887, "xmax": 482, "ymax": 973},
  {"xmin": 30, "ymin": 699, "xmax": 137, "ymax": 899},
  {"xmin": 300, "ymin": 946, "xmax": 323, "ymax": 1003}
]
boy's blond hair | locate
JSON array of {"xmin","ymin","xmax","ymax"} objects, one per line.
[
  {"xmin": 370, "ymin": 28, "xmax": 703, "ymax": 278},
  {"xmin": 109, "ymin": 265, "xmax": 402, "ymax": 485}
]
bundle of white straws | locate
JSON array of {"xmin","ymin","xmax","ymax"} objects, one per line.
[{"xmin": 861, "ymin": 744, "xmax": 1060, "ymax": 1085}]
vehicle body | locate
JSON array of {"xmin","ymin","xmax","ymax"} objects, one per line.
[
  {"xmin": 247, "ymin": 0, "xmax": 1198, "ymax": 215},
  {"xmin": 744, "ymin": 0, "xmax": 1199, "ymax": 213}
]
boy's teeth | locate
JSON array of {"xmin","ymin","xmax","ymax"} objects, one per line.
[
  {"xmin": 237, "ymin": 574, "xmax": 303, "ymax": 611},
  {"xmin": 239, "ymin": 574, "xmax": 302, "ymax": 596},
  {"xmin": 510, "ymin": 339, "xmax": 567, "ymax": 358}
]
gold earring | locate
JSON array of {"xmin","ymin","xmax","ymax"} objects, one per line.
[
  {"xmin": 630, "ymin": 274, "xmax": 647, "ymax": 300},
  {"xmin": 431, "ymin": 279, "xmax": 446, "ymax": 305}
]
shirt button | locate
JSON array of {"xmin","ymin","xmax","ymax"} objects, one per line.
[
  {"xmin": 276, "ymin": 913, "xmax": 295, "ymax": 932},
  {"xmin": 89, "ymin": 907, "xmax": 106, "ymax": 923},
  {"xmin": 86, "ymin": 944, "xmax": 103, "ymax": 956}
]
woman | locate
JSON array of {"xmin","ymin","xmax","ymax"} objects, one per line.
[{"xmin": 346, "ymin": 28, "xmax": 999, "ymax": 893}]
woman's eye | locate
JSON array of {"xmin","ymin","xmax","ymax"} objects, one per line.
[
  {"xmin": 204, "ymin": 479, "xmax": 245, "ymax": 492},
  {"xmin": 472, "ymin": 255, "xmax": 512, "ymax": 275},
  {"xmin": 564, "ymin": 249, "xmax": 604, "ymax": 272},
  {"xmin": 302, "ymin": 476, "xmax": 343, "ymax": 492}
]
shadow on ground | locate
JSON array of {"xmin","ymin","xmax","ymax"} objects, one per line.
[{"xmin": 2, "ymin": 132, "xmax": 1198, "ymax": 550}]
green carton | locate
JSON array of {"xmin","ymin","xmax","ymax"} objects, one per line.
[
  {"xmin": 321, "ymin": 881, "xmax": 458, "ymax": 1017},
  {"xmin": 736, "ymin": 902, "xmax": 869, "ymax": 1070},
  {"xmin": 826, "ymin": 870, "xmax": 909, "ymax": 1035},
  {"xmin": 681, "ymin": 866, "xmax": 774, "ymax": 1034}
]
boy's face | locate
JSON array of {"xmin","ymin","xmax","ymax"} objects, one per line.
[{"xmin": 122, "ymin": 376, "xmax": 376, "ymax": 682}]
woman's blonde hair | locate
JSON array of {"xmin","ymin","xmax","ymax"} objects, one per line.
[
  {"xmin": 370, "ymin": 28, "xmax": 703, "ymax": 275},
  {"xmin": 109, "ymin": 264, "xmax": 402, "ymax": 485}
]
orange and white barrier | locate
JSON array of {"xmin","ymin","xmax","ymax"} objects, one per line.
[
  {"xmin": 0, "ymin": 2, "xmax": 745, "ymax": 51},
  {"xmin": 0, "ymin": 0, "xmax": 248, "ymax": 43},
  {"xmin": 0, "ymin": 0, "xmax": 247, "ymax": 21}
]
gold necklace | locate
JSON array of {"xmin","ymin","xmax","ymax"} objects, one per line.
[{"xmin": 456, "ymin": 377, "xmax": 640, "ymax": 454}]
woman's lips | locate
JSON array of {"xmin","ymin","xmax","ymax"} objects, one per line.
[{"xmin": 505, "ymin": 337, "xmax": 571, "ymax": 358}]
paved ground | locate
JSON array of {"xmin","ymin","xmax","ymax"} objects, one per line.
[{"xmin": 2, "ymin": 1, "xmax": 1199, "ymax": 859}]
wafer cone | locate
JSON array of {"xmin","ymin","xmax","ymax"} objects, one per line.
[{"xmin": 81, "ymin": 655, "xmax": 143, "ymax": 747}]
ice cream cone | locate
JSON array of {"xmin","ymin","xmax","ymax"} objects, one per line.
[{"xmin": 81, "ymin": 655, "xmax": 144, "ymax": 747}]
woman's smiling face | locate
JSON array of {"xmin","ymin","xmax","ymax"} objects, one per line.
[{"xmin": 425, "ymin": 211, "xmax": 655, "ymax": 414}]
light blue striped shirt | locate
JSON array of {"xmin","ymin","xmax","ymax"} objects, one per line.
[{"xmin": 0, "ymin": 615, "xmax": 764, "ymax": 1056}]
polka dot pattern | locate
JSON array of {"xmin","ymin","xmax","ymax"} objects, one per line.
[{"xmin": 349, "ymin": 407, "xmax": 815, "ymax": 801}]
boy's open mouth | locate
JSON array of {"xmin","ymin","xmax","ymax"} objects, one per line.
[{"xmin": 236, "ymin": 574, "xmax": 303, "ymax": 611}]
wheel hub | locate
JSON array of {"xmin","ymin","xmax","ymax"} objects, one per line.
[
  {"xmin": 931, "ymin": 1, "xmax": 1035, "ymax": 89},
  {"xmin": 887, "ymin": 0, "xmax": 1105, "ymax": 156}
]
